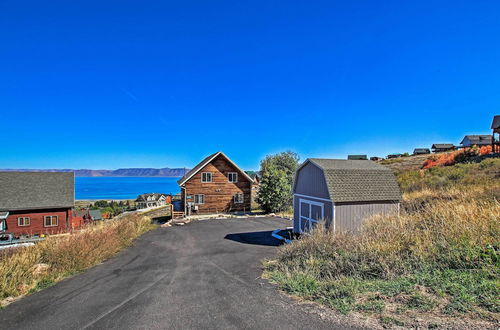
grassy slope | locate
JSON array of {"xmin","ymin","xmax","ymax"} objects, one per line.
[{"xmin": 264, "ymin": 157, "xmax": 500, "ymax": 328}]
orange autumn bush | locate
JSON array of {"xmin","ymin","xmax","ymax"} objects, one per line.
[
  {"xmin": 422, "ymin": 146, "xmax": 493, "ymax": 169},
  {"xmin": 422, "ymin": 150, "xmax": 462, "ymax": 169},
  {"xmin": 479, "ymin": 145, "xmax": 492, "ymax": 155}
]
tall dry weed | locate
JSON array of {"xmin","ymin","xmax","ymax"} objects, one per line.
[
  {"xmin": 0, "ymin": 213, "xmax": 155, "ymax": 302},
  {"xmin": 272, "ymin": 187, "xmax": 499, "ymax": 280}
]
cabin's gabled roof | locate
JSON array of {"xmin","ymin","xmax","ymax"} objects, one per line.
[
  {"xmin": 0, "ymin": 172, "xmax": 74, "ymax": 211},
  {"xmin": 177, "ymin": 151, "xmax": 254, "ymax": 186},
  {"xmin": 413, "ymin": 148, "xmax": 430, "ymax": 153},
  {"xmin": 460, "ymin": 135, "xmax": 492, "ymax": 145},
  {"xmin": 492, "ymin": 115, "xmax": 500, "ymax": 129},
  {"xmin": 299, "ymin": 159, "xmax": 401, "ymax": 203}
]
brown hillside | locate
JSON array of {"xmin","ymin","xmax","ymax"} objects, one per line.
[{"xmin": 377, "ymin": 154, "xmax": 433, "ymax": 172}]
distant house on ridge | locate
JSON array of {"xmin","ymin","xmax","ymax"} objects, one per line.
[
  {"xmin": 431, "ymin": 144, "xmax": 455, "ymax": 153},
  {"xmin": 413, "ymin": 148, "xmax": 431, "ymax": 155},
  {"xmin": 460, "ymin": 135, "xmax": 493, "ymax": 148},
  {"xmin": 135, "ymin": 193, "xmax": 170, "ymax": 209},
  {"xmin": 387, "ymin": 153, "xmax": 402, "ymax": 159},
  {"xmin": 347, "ymin": 155, "xmax": 368, "ymax": 160}
]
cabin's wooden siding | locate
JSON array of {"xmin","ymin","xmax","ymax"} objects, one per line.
[
  {"xmin": 334, "ymin": 202, "xmax": 399, "ymax": 232},
  {"xmin": 182, "ymin": 155, "xmax": 252, "ymax": 213},
  {"xmin": 5, "ymin": 208, "xmax": 72, "ymax": 237}
]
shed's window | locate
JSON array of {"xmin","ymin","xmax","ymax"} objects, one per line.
[
  {"xmin": 195, "ymin": 194, "xmax": 205, "ymax": 204},
  {"xmin": 228, "ymin": 172, "xmax": 238, "ymax": 183},
  {"xmin": 44, "ymin": 216, "xmax": 58, "ymax": 227},
  {"xmin": 234, "ymin": 193, "xmax": 244, "ymax": 203},
  {"xmin": 18, "ymin": 217, "xmax": 30, "ymax": 226},
  {"xmin": 201, "ymin": 172, "xmax": 212, "ymax": 183}
]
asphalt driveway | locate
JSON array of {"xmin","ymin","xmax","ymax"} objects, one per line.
[{"xmin": 0, "ymin": 217, "xmax": 362, "ymax": 330}]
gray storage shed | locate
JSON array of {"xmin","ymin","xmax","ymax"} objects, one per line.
[{"xmin": 293, "ymin": 159, "xmax": 401, "ymax": 233}]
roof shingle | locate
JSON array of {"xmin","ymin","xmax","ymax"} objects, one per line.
[
  {"xmin": 0, "ymin": 172, "xmax": 74, "ymax": 211},
  {"xmin": 461, "ymin": 135, "xmax": 492, "ymax": 145},
  {"xmin": 307, "ymin": 159, "xmax": 401, "ymax": 203}
]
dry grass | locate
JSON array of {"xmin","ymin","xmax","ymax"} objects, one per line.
[
  {"xmin": 265, "ymin": 158, "xmax": 500, "ymax": 326},
  {"xmin": 270, "ymin": 188, "xmax": 499, "ymax": 279},
  {"xmin": 0, "ymin": 213, "xmax": 156, "ymax": 305}
]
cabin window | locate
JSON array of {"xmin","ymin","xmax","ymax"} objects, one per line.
[
  {"xmin": 201, "ymin": 172, "xmax": 212, "ymax": 183},
  {"xmin": 18, "ymin": 217, "xmax": 30, "ymax": 226},
  {"xmin": 228, "ymin": 172, "xmax": 238, "ymax": 183},
  {"xmin": 44, "ymin": 215, "xmax": 58, "ymax": 227},
  {"xmin": 234, "ymin": 193, "xmax": 244, "ymax": 203},
  {"xmin": 194, "ymin": 194, "xmax": 205, "ymax": 204}
]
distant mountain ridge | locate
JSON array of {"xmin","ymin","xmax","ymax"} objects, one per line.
[{"xmin": 0, "ymin": 168, "xmax": 190, "ymax": 177}]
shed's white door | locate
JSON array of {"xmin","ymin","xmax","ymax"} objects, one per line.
[{"xmin": 299, "ymin": 199, "xmax": 324, "ymax": 232}]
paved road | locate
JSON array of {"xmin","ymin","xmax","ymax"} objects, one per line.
[{"xmin": 0, "ymin": 217, "xmax": 361, "ymax": 330}]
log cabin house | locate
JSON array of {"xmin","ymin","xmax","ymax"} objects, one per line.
[
  {"xmin": 177, "ymin": 152, "xmax": 253, "ymax": 215},
  {"xmin": 0, "ymin": 172, "xmax": 75, "ymax": 237}
]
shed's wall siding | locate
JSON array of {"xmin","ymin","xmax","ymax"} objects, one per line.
[
  {"xmin": 334, "ymin": 202, "xmax": 399, "ymax": 232},
  {"xmin": 293, "ymin": 195, "xmax": 333, "ymax": 233},
  {"xmin": 293, "ymin": 162, "xmax": 329, "ymax": 199}
]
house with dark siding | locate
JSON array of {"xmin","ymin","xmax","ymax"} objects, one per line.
[
  {"xmin": 0, "ymin": 172, "xmax": 75, "ymax": 237},
  {"xmin": 293, "ymin": 159, "xmax": 401, "ymax": 233},
  {"xmin": 431, "ymin": 144, "xmax": 455, "ymax": 153},
  {"xmin": 177, "ymin": 152, "xmax": 253, "ymax": 215},
  {"xmin": 413, "ymin": 148, "xmax": 431, "ymax": 155}
]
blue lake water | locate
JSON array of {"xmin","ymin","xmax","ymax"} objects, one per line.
[{"xmin": 75, "ymin": 177, "xmax": 181, "ymax": 200}]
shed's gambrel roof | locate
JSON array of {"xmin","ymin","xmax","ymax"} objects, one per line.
[
  {"xmin": 0, "ymin": 172, "xmax": 74, "ymax": 211},
  {"xmin": 177, "ymin": 151, "xmax": 254, "ymax": 186},
  {"xmin": 299, "ymin": 159, "xmax": 401, "ymax": 203}
]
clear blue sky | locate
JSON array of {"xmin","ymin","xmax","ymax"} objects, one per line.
[{"xmin": 1, "ymin": 1, "xmax": 498, "ymax": 170}]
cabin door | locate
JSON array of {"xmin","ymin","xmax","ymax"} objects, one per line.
[{"xmin": 299, "ymin": 199, "xmax": 324, "ymax": 232}]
